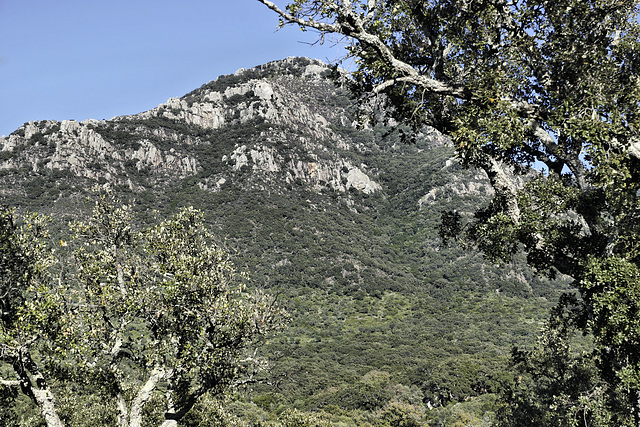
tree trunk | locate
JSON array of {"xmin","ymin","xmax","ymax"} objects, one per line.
[
  {"xmin": 14, "ymin": 353, "xmax": 65, "ymax": 427},
  {"xmin": 116, "ymin": 391, "xmax": 128, "ymax": 427},
  {"xmin": 129, "ymin": 367, "xmax": 165, "ymax": 427},
  {"xmin": 30, "ymin": 386, "xmax": 65, "ymax": 427},
  {"xmin": 161, "ymin": 389, "xmax": 179, "ymax": 427},
  {"xmin": 160, "ymin": 388, "xmax": 202, "ymax": 427}
]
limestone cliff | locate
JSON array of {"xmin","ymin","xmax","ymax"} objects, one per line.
[{"xmin": 0, "ymin": 58, "xmax": 386, "ymax": 200}]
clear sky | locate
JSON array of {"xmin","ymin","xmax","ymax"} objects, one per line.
[{"xmin": 0, "ymin": 0, "xmax": 347, "ymax": 137}]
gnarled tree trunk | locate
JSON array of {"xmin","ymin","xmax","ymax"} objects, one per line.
[{"xmin": 14, "ymin": 350, "xmax": 64, "ymax": 427}]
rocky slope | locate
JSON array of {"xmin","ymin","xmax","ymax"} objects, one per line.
[{"xmin": 0, "ymin": 59, "xmax": 384, "ymax": 202}]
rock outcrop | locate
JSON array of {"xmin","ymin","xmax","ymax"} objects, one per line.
[{"xmin": 0, "ymin": 57, "xmax": 429, "ymax": 202}]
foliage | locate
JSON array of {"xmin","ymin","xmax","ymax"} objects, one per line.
[
  {"xmin": 0, "ymin": 206, "xmax": 63, "ymax": 426},
  {"xmin": 424, "ymin": 394, "xmax": 496, "ymax": 427},
  {"xmin": 0, "ymin": 192, "xmax": 284, "ymax": 426},
  {"xmin": 496, "ymin": 308, "xmax": 611, "ymax": 427}
]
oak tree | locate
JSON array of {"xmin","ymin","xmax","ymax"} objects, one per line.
[
  {"xmin": 258, "ymin": 0, "xmax": 640, "ymax": 424},
  {"xmin": 0, "ymin": 193, "xmax": 285, "ymax": 426},
  {"xmin": 0, "ymin": 207, "xmax": 64, "ymax": 426}
]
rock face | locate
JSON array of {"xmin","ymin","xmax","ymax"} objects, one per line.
[
  {"xmin": 0, "ymin": 118, "xmax": 198, "ymax": 189},
  {"xmin": 0, "ymin": 58, "xmax": 390, "ymax": 199},
  {"xmin": 0, "ymin": 56, "xmax": 490, "ymax": 226},
  {"xmin": 418, "ymin": 170, "xmax": 494, "ymax": 207}
]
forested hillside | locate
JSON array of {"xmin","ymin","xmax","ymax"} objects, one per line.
[{"xmin": 0, "ymin": 57, "xmax": 570, "ymax": 425}]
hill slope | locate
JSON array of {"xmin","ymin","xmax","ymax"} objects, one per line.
[{"xmin": 0, "ymin": 57, "xmax": 567, "ymax": 423}]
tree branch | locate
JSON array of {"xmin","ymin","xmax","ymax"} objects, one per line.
[
  {"xmin": 364, "ymin": 0, "xmax": 377, "ymax": 23},
  {"xmin": 129, "ymin": 366, "xmax": 166, "ymax": 427},
  {"xmin": 0, "ymin": 378, "xmax": 20, "ymax": 387},
  {"xmin": 256, "ymin": 0, "xmax": 341, "ymax": 33},
  {"xmin": 257, "ymin": 0, "xmax": 468, "ymax": 97},
  {"xmin": 475, "ymin": 152, "xmax": 521, "ymax": 224},
  {"xmin": 13, "ymin": 349, "xmax": 64, "ymax": 427},
  {"xmin": 628, "ymin": 137, "xmax": 640, "ymax": 162},
  {"xmin": 161, "ymin": 382, "xmax": 208, "ymax": 426},
  {"xmin": 527, "ymin": 119, "xmax": 589, "ymax": 189}
]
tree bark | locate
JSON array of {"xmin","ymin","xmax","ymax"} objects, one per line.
[
  {"xmin": 14, "ymin": 351, "xmax": 65, "ymax": 427},
  {"xmin": 160, "ymin": 388, "xmax": 201, "ymax": 427},
  {"xmin": 116, "ymin": 391, "xmax": 128, "ymax": 427},
  {"xmin": 160, "ymin": 389, "xmax": 179, "ymax": 427},
  {"xmin": 30, "ymin": 386, "xmax": 65, "ymax": 427},
  {"xmin": 129, "ymin": 367, "xmax": 165, "ymax": 427}
]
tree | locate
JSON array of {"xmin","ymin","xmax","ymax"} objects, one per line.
[
  {"xmin": 496, "ymin": 296, "xmax": 613, "ymax": 426},
  {"xmin": 0, "ymin": 193, "xmax": 285, "ymax": 426},
  {"xmin": 257, "ymin": 0, "xmax": 640, "ymax": 423},
  {"xmin": 0, "ymin": 207, "xmax": 64, "ymax": 426}
]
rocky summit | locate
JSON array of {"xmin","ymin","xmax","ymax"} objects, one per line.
[{"xmin": 1, "ymin": 58, "xmax": 387, "ymax": 201}]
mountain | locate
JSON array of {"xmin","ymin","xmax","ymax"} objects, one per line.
[{"xmin": 0, "ymin": 57, "xmax": 568, "ymax": 424}]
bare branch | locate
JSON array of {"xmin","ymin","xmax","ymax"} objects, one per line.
[
  {"xmin": 0, "ymin": 378, "xmax": 20, "ymax": 387},
  {"xmin": 256, "ymin": 0, "xmax": 341, "ymax": 33}
]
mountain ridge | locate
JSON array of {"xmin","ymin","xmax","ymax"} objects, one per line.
[{"xmin": 1, "ymin": 58, "xmax": 391, "ymax": 201}]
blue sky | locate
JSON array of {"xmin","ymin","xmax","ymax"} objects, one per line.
[{"xmin": 0, "ymin": 0, "xmax": 347, "ymax": 137}]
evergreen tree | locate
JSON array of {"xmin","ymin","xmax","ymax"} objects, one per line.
[
  {"xmin": 258, "ymin": 0, "xmax": 640, "ymax": 423},
  {"xmin": 0, "ymin": 192, "xmax": 284, "ymax": 426}
]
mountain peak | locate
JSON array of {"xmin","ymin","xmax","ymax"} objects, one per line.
[
  {"xmin": 0, "ymin": 59, "xmax": 562, "ymax": 424},
  {"xmin": 0, "ymin": 57, "xmax": 386, "ymax": 201}
]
